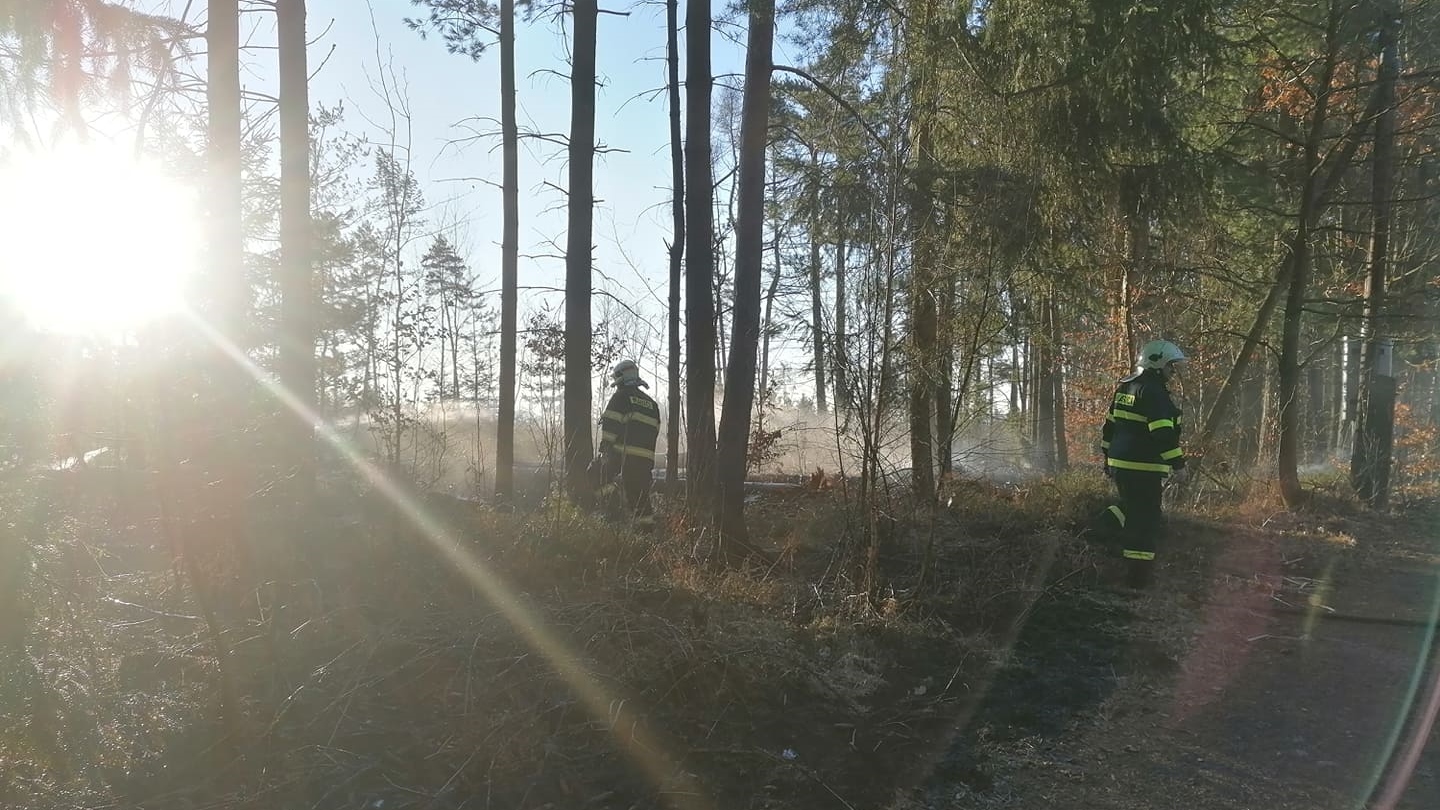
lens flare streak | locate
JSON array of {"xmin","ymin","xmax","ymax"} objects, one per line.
[{"xmin": 184, "ymin": 312, "xmax": 713, "ymax": 809}]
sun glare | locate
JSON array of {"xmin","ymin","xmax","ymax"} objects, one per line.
[{"xmin": 0, "ymin": 142, "xmax": 201, "ymax": 335}]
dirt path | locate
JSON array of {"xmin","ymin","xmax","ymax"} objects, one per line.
[{"xmin": 908, "ymin": 514, "xmax": 1440, "ymax": 809}]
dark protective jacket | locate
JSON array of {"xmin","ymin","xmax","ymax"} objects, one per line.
[
  {"xmin": 599, "ymin": 383, "xmax": 661, "ymax": 466},
  {"xmin": 1101, "ymin": 369, "xmax": 1185, "ymax": 475}
]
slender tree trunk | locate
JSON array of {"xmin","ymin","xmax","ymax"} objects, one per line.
[
  {"xmin": 685, "ymin": 0, "xmax": 718, "ymax": 511},
  {"xmin": 759, "ymin": 197, "xmax": 782, "ymax": 402},
  {"xmin": 278, "ymin": 0, "xmax": 314, "ymax": 496},
  {"xmin": 935, "ymin": 274, "xmax": 954, "ymax": 477},
  {"xmin": 317, "ymin": 332, "xmax": 331, "ymax": 417},
  {"xmin": 1329, "ymin": 337, "xmax": 1346, "ymax": 453},
  {"xmin": 665, "ymin": 0, "xmax": 684, "ymax": 491},
  {"xmin": 833, "ymin": 235, "xmax": 848, "ymax": 411},
  {"xmin": 495, "ymin": 0, "xmax": 520, "ymax": 501},
  {"xmin": 716, "ymin": 0, "xmax": 773, "ymax": 548},
  {"xmin": 758, "ymin": 244, "xmax": 780, "ymax": 423},
  {"xmin": 1306, "ymin": 361, "xmax": 1328, "ymax": 463},
  {"xmin": 202, "ymin": 0, "xmax": 252, "ymax": 590},
  {"xmin": 865, "ymin": 151, "xmax": 904, "ymax": 590},
  {"xmin": 1279, "ymin": 6, "xmax": 1342, "ymax": 508},
  {"xmin": 1051, "ymin": 291, "xmax": 1068, "ymax": 469},
  {"xmin": 1257, "ymin": 350, "xmax": 1275, "ymax": 465},
  {"xmin": 450, "ymin": 304, "xmax": 461, "ymax": 400},
  {"xmin": 391, "ymin": 227, "xmax": 404, "ymax": 469},
  {"xmin": 1352, "ymin": 5, "xmax": 1400, "ymax": 508},
  {"xmin": 807, "ymin": 147, "xmax": 827, "ymax": 413},
  {"xmin": 1119, "ymin": 174, "xmax": 1147, "ymax": 361},
  {"xmin": 208, "ymin": 0, "xmax": 244, "ymax": 354},
  {"xmin": 1278, "ymin": 229, "xmax": 1318, "ymax": 504},
  {"xmin": 273, "ymin": 0, "xmax": 313, "ymax": 665},
  {"xmin": 437, "ymin": 302, "xmax": 448, "ymax": 402},
  {"xmin": 563, "ymin": 0, "xmax": 598, "ymax": 497},
  {"xmin": 1341, "ymin": 332, "xmax": 1362, "ymax": 451},
  {"xmin": 1010, "ymin": 336, "xmax": 1022, "ymax": 415},
  {"xmin": 1035, "ymin": 292, "xmax": 1058, "ymax": 472},
  {"xmin": 906, "ymin": 1, "xmax": 938, "ymax": 502}
]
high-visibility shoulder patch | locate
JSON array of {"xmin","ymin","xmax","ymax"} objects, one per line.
[{"xmin": 1114, "ymin": 392, "xmax": 1136, "ymax": 406}]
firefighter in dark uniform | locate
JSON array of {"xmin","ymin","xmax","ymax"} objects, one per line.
[
  {"xmin": 597, "ymin": 360, "xmax": 660, "ymax": 527},
  {"xmin": 1101, "ymin": 340, "xmax": 1189, "ymax": 590}
]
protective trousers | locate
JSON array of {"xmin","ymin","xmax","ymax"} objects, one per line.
[
  {"xmin": 622, "ymin": 461, "xmax": 654, "ymax": 523},
  {"xmin": 1106, "ymin": 469, "xmax": 1165, "ymax": 588},
  {"xmin": 605, "ymin": 455, "xmax": 654, "ymax": 524}
]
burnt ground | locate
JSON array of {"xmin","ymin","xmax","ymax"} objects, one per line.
[
  {"xmin": 901, "ymin": 508, "xmax": 1440, "ymax": 809},
  {"xmin": 6, "ymin": 470, "xmax": 1439, "ymax": 810}
]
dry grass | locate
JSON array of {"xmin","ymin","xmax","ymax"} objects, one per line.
[
  {"xmin": 11, "ymin": 463, "xmax": 1397, "ymax": 810},
  {"xmin": 4, "ymin": 472, "xmax": 1047, "ymax": 810}
]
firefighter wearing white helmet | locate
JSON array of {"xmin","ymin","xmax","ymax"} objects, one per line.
[
  {"xmin": 595, "ymin": 360, "xmax": 660, "ymax": 527},
  {"xmin": 1099, "ymin": 339, "xmax": 1188, "ymax": 590}
]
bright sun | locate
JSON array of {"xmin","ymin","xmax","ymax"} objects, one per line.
[{"xmin": 0, "ymin": 142, "xmax": 201, "ymax": 335}]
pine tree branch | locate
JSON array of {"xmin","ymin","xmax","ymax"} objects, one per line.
[{"xmin": 771, "ymin": 64, "xmax": 884, "ymax": 149}]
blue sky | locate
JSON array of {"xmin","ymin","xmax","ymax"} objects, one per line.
[
  {"xmin": 29, "ymin": 0, "xmax": 822, "ymax": 401},
  {"xmin": 139, "ymin": 1, "xmax": 793, "ymax": 351}
]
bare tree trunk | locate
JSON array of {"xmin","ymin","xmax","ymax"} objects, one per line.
[
  {"xmin": 202, "ymin": 0, "xmax": 254, "ymax": 600},
  {"xmin": 1277, "ymin": 229, "xmax": 1317, "ymax": 506},
  {"xmin": 1279, "ymin": 4, "xmax": 1343, "ymax": 508},
  {"xmin": 1011, "ymin": 336, "xmax": 1022, "ymax": 415},
  {"xmin": 807, "ymin": 147, "xmax": 827, "ymax": 413},
  {"xmin": 665, "ymin": 0, "xmax": 684, "ymax": 491},
  {"xmin": 1351, "ymin": 4, "xmax": 1400, "ymax": 508},
  {"xmin": 1340, "ymin": 332, "xmax": 1362, "ymax": 450},
  {"xmin": 906, "ymin": 1, "xmax": 938, "ymax": 502},
  {"xmin": 685, "ymin": 0, "xmax": 718, "ymax": 511},
  {"xmin": 1256, "ymin": 350, "xmax": 1275, "ymax": 465},
  {"xmin": 716, "ymin": 0, "xmax": 773, "ymax": 549},
  {"xmin": 495, "ymin": 0, "xmax": 519, "ymax": 501},
  {"xmin": 1119, "ymin": 174, "xmax": 1146, "ymax": 361},
  {"xmin": 935, "ymin": 274, "xmax": 954, "ymax": 477},
  {"xmin": 864, "ymin": 156, "xmax": 903, "ymax": 592},
  {"xmin": 833, "ymin": 235, "xmax": 848, "ymax": 411},
  {"xmin": 563, "ymin": 0, "xmax": 598, "ymax": 497},
  {"xmin": 1306, "ymin": 361, "xmax": 1328, "ymax": 463},
  {"xmin": 450, "ymin": 305, "xmax": 461, "ymax": 400},
  {"xmin": 759, "ymin": 267, "xmax": 780, "ymax": 409},
  {"xmin": 1035, "ymin": 291, "xmax": 1058, "ymax": 473},
  {"xmin": 759, "ymin": 191, "xmax": 782, "ymax": 402},
  {"xmin": 1328, "ymin": 337, "xmax": 1346, "ymax": 454},
  {"xmin": 437, "ymin": 302, "xmax": 448, "ymax": 402},
  {"xmin": 1051, "ymin": 292, "xmax": 1069, "ymax": 470},
  {"xmin": 208, "ymin": 0, "xmax": 244, "ymax": 359},
  {"xmin": 278, "ymin": 0, "xmax": 314, "ymax": 497}
]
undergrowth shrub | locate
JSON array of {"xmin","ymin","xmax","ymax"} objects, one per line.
[{"xmin": 939, "ymin": 469, "xmax": 1112, "ymax": 538}]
